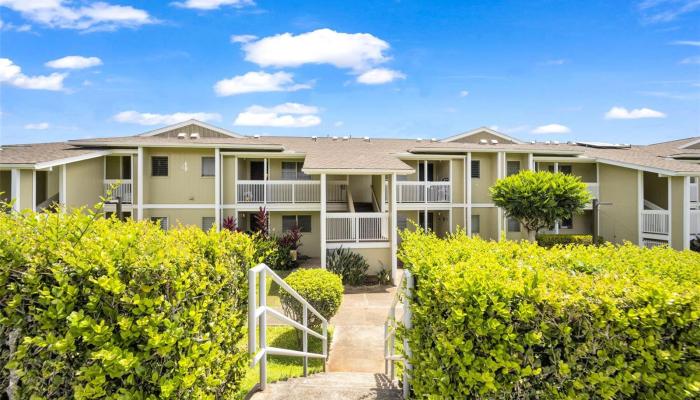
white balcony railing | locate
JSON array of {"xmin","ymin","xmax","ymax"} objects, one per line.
[
  {"xmin": 397, "ymin": 181, "xmax": 451, "ymax": 203},
  {"xmin": 237, "ymin": 180, "xmax": 321, "ymax": 204},
  {"xmin": 691, "ymin": 183, "xmax": 698, "ymax": 204},
  {"xmin": 586, "ymin": 182, "xmax": 599, "ymax": 199},
  {"xmin": 104, "ymin": 180, "xmax": 132, "ymax": 203},
  {"xmin": 326, "ymin": 212, "xmax": 389, "ymax": 242},
  {"xmin": 641, "ymin": 210, "xmax": 670, "ymax": 235},
  {"xmin": 690, "ymin": 210, "xmax": 700, "ymax": 236},
  {"xmin": 327, "ymin": 181, "xmax": 348, "ymax": 203}
]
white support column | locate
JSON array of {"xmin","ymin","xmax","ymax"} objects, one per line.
[
  {"xmin": 32, "ymin": 170, "xmax": 36, "ymax": 211},
  {"xmin": 424, "ymin": 208, "xmax": 428, "ymax": 231},
  {"xmin": 683, "ymin": 176, "xmax": 691, "ymax": 250},
  {"xmin": 137, "ymin": 147, "xmax": 144, "ymax": 220},
  {"xmin": 263, "ymin": 158, "xmax": 268, "ymax": 205},
  {"xmin": 214, "ymin": 148, "xmax": 221, "ymax": 231},
  {"xmin": 380, "ymin": 174, "xmax": 386, "ymax": 212},
  {"xmin": 667, "ymin": 177, "xmax": 673, "ymax": 248},
  {"xmin": 320, "ymin": 173, "xmax": 327, "ymax": 268},
  {"xmin": 61, "ymin": 165, "xmax": 67, "ymax": 210},
  {"xmin": 448, "ymin": 208, "xmax": 453, "ymax": 233},
  {"xmin": 554, "ymin": 162, "xmax": 560, "ymax": 233},
  {"xmin": 637, "ymin": 170, "xmax": 644, "ymax": 246},
  {"xmin": 423, "ymin": 160, "xmax": 428, "ymax": 204},
  {"xmin": 496, "ymin": 152, "xmax": 505, "ymax": 240},
  {"xmin": 527, "ymin": 153, "xmax": 534, "ymax": 171},
  {"xmin": 390, "ymin": 173, "xmax": 398, "ymax": 283},
  {"xmin": 10, "ymin": 169, "xmax": 20, "ymax": 212},
  {"xmin": 466, "ymin": 153, "xmax": 472, "ymax": 236},
  {"xmin": 233, "ymin": 156, "xmax": 238, "ymax": 206}
]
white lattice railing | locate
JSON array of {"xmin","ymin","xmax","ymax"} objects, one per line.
[
  {"xmin": 641, "ymin": 210, "xmax": 670, "ymax": 235},
  {"xmin": 326, "ymin": 212, "xmax": 389, "ymax": 242},
  {"xmin": 691, "ymin": 183, "xmax": 698, "ymax": 204},
  {"xmin": 237, "ymin": 180, "xmax": 321, "ymax": 203},
  {"xmin": 327, "ymin": 181, "xmax": 348, "ymax": 203},
  {"xmin": 103, "ymin": 180, "xmax": 132, "ymax": 203},
  {"xmin": 397, "ymin": 181, "xmax": 451, "ymax": 203},
  {"xmin": 385, "ymin": 270, "xmax": 413, "ymax": 399},
  {"xmin": 690, "ymin": 210, "xmax": 700, "ymax": 236}
]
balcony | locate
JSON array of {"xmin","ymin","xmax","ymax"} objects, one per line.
[
  {"xmin": 641, "ymin": 210, "xmax": 670, "ymax": 235},
  {"xmin": 236, "ymin": 180, "xmax": 348, "ymax": 205},
  {"xmin": 103, "ymin": 180, "xmax": 132, "ymax": 203},
  {"xmin": 326, "ymin": 212, "xmax": 389, "ymax": 242},
  {"xmin": 397, "ymin": 181, "xmax": 451, "ymax": 204},
  {"xmin": 691, "ymin": 210, "xmax": 700, "ymax": 236}
]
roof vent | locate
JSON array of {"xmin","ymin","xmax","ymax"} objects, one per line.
[
  {"xmin": 530, "ymin": 140, "xmax": 536, "ymax": 144},
  {"xmin": 363, "ymin": 136, "xmax": 370, "ymax": 142},
  {"xmin": 545, "ymin": 140, "xmax": 551, "ymax": 145},
  {"xmin": 190, "ymin": 132, "xmax": 200, "ymax": 139},
  {"xmin": 416, "ymin": 138, "xmax": 423, "ymax": 142},
  {"xmin": 253, "ymin": 134, "xmax": 261, "ymax": 139},
  {"xmin": 177, "ymin": 132, "xmax": 187, "ymax": 139},
  {"xmin": 342, "ymin": 136, "xmax": 349, "ymax": 141},
  {"xmin": 332, "ymin": 136, "xmax": 339, "ymax": 141},
  {"xmin": 490, "ymin": 139, "xmax": 499, "ymax": 144},
  {"xmin": 479, "ymin": 139, "xmax": 488, "ymax": 144},
  {"xmin": 431, "ymin": 138, "xmax": 437, "ymax": 142},
  {"xmin": 311, "ymin": 136, "xmax": 318, "ymax": 142},
  {"xmin": 553, "ymin": 140, "xmax": 560, "ymax": 145}
]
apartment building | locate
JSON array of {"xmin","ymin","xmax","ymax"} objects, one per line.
[{"xmin": 2, "ymin": 120, "xmax": 700, "ymax": 279}]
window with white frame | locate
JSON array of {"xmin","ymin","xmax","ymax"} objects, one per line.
[
  {"xmin": 151, "ymin": 156, "xmax": 168, "ymax": 177},
  {"xmin": 471, "ymin": 160, "xmax": 481, "ymax": 178},
  {"xmin": 507, "ymin": 161, "xmax": 521, "ymax": 176},
  {"xmin": 281, "ymin": 162, "xmax": 310, "ymax": 180},
  {"xmin": 202, "ymin": 217, "xmax": 215, "ymax": 230},
  {"xmin": 282, "ymin": 215, "xmax": 312, "ymax": 232},
  {"xmin": 397, "ymin": 214, "xmax": 408, "ymax": 230},
  {"xmin": 507, "ymin": 217, "xmax": 520, "ymax": 232},
  {"xmin": 201, "ymin": 157, "xmax": 215, "ymax": 177},
  {"xmin": 560, "ymin": 215, "xmax": 573, "ymax": 229},
  {"xmin": 471, "ymin": 215, "xmax": 480, "ymax": 234},
  {"xmin": 150, "ymin": 216, "xmax": 169, "ymax": 231}
]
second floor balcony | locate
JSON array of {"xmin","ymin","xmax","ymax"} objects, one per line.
[
  {"xmin": 396, "ymin": 181, "xmax": 451, "ymax": 204},
  {"xmin": 104, "ymin": 179, "xmax": 133, "ymax": 203},
  {"xmin": 236, "ymin": 180, "xmax": 347, "ymax": 204}
]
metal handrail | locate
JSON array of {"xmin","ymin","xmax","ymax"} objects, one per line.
[
  {"xmin": 384, "ymin": 269, "xmax": 413, "ymax": 399},
  {"xmin": 248, "ymin": 263, "xmax": 328, "ymax": 392}
]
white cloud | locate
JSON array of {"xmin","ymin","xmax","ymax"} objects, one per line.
[
  {"xmin": 230, "ymin": 34, "xmax": 257, "ymax": 43},
  {"xmin": 356, "ymin": 68, "xmax": 405, "ymax": 84},
  {"xmin": 0, "ymin": 0, "xmax": 155, "ymax": 31},
  {"xmin": 638, "ymin": 0, "xmax": 700, "ymax": 23},
  {"xmin": 540, "ymin": 59, "xmax": 568, "ymax": 65},
  {"xmin": 671, "ymin": 40, "xmax": 700, "ymax": 46},
  {"xmin": 680, "ymin": 56, "xmax": 700, "ymax": 64},
  {"xmin": 113, "ymin": 111, "xmax": 222, "ymax": 126},
  {"xmin": 24, "ymin": 122, "xmax": 49, "ymax": 130},
  {"xmin": 459, "ymin": 90, "xmax": 469, "ymax": 97},
  {"xmin": 0, "ymin": 58, "xmax": 66, "ymax": 91},
  {"xmin": 531, "ymin": 124, "xmax": 571, "ymax": 134},
  {"xmin": 214, "ymin": 70, "xmax": 311, "ymax": 96},
  {"xmin": 0, "ymin": 18, "xmax": 31, "ymax": 32},
  {"xmin": 234, "ymin": 103, "xmax": 321, "ymax": 128},
  {"xmin": 243, "ymin": 28, "xmax": 390, "ymax": 71},
  {"xmin": 604, "ymin": 106, "xmax": 667, "ymax": 119},
  {"xmin": 46, "ymin": 56, "xmax": 102, "ymax": 69},
  {"xmin": 173, "ymin": 0, "xmax": 254, "ymax": 10},
  {"xmin": 334, "ymin": 121, "xmax": 344, "ymax": 127}
]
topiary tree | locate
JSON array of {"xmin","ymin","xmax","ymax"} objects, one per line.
[{"xmin": 490, "ymin": 170, "xmax": 591, "ymax": 239}]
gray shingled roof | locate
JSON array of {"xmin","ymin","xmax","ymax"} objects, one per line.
[{"xmin": 0, "ymin": 142, "xmax": 103, "ymax": 165}]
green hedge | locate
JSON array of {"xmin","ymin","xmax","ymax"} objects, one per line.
[
  {"xmin": 280, "ymin": 269, "xmax": 343, "ymax": 330},
  {"xmin": 536, "ymin": 233, "xmax": 602, "ymax": 247},
  {"xmin": 1, "ymin": 207, "xmax": 257, "ymax": 399},
  {"xmin": 399, "ymin": 229, "xmax": 700, "ymax": 399}
]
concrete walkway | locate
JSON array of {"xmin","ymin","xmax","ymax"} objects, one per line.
[
  {"xmin": 327, "ymin": 285, "xmax": 397, "ymax": 373},
  {"xmin": 248, "ymin": 372, "xmax": 401, "ymax": 400}
]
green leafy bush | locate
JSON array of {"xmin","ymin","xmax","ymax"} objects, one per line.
[
  {"xmin": 0, "ymin": 206, "xmax": 257, "ymax": 399},
  {"xmin": 279, "ymin": 269, "xmax": 343, "ymax": 330},
  {"xmin": 399, "ymin": 229, "xmax": 700, "ymax": 399},
  {"xmin": 326, "ymin": 247, "xmax": 369, "ymax": 285},
  {"xmin": 255, "ymin": 236, "xmax": 295, "ymax": 270},
  {"xmin": 536, "ymin": 233, "xmax": 603, "ymax": 247}
]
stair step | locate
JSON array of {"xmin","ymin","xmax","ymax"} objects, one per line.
[{"xmin": 248, "ymin": 372, "xmax": 402, "ymax": 400}]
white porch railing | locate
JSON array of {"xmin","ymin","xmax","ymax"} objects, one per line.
[
  {"xmin": 248, "ymin": 263, "xmax": 328, "ymax": 392},
  {"xmin": 691, "ymin": 182, "xmax": 698, "ymax": 204},
  {"xmin": 326, "ymin": 212, "xmax": 389, "ymax": 242},
  {"xmin": 397, "ymin": 181, "xmax": 451, "ymax": 203},
  {"xmin": 690, "ymin": 210, "xmax": 700, "ymax": 236},
  {"xmin": 237, "ymin": 180, "xmax": 321, "ymax": 204},
  {"xmin": 327, "ymin": 181, "xmax": 348, "ymax": 203},
  {"xmin": 385, "ymin": 269, "xmax": 413, "ymax": 399},
  {"xmin": 641, "ymin": 210, "xmax": 670, "ymax": 235},
  {"xmin": 586, "ymin": 182, "xmax": 599, "ymax": 199},
  {"xmin": 103, "ymin": 180, "xmax": 132, "ymax": 203}
]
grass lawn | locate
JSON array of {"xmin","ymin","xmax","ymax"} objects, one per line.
[{"xmin": 237, "ymin": 269, "xmax": 333, "ymax": 398}]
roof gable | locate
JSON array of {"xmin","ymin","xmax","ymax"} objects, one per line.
[
  {"xmin": 139, "ymin": 120, "xmax": 244, "ymax": 139},
  {"xmin": 679, "ymin": 137, "xmax": 700, "ymax": 150},
  {"xmin": 441, "ymin": 127, "xmax": 523, "ymax": 144}
]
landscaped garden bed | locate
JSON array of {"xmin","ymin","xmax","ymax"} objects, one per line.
[{"xmin": 399, "ymin": 229, "xmax": 700, "ymax": 399}]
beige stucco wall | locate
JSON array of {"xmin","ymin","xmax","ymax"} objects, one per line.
[
  {"xmin": 0, "ymin": 171, "xmax": 11, "ymax": 203},
  {"xmin": 451, "ymin": 158, "xmax": 464, "ymax": 203},
  {"xmin": 670, "ymin": 176, "xmax": 686, "ymax": 250},
  {"xmin": 143, "ymin": 208, "xmax": 215, "ymax": 229},
  {"xmin": 143, "ymin": 148, "xmax": 215, "ymax": 204},
  {"xmin": 20, "ymin": 170, "xmax": 33, "ymax": 210},
  {"xmin": 223, "ymin": 156, "xmax": 236, "ymax": 204},
  {"xmin": 451, "ymin": 206, "xmax": 465, "ymax": 232},
  {"xmin": 598, "ymin": 164, "xmax": 639, "ymax": 244},
  {"xmin": 66, "ymin": 158, "xmax": 104, "ymax": 210},
  {"xmin": 268, "ymin": 211, "xmax": 321, "ymax": 258},
  {"xmin": 471, "ymin": 153, "xmax": 497, "ymax": 203},
  {"xmin": 349, "ymin": 247, "xmax": 392, "ymax": 275},
  {"xmin": 558, "ymin": 210, "xmax": 593, "ymax": 235},
  {"xmin": 472, "ymin": 207, "xmax": 498, "ymax": 240}
]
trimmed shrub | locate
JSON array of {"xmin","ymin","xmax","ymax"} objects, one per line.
[
  {"xmin": 327, "ymin": 247, "xmax": 369, "ymax": 285},
  {"xmin": 399, "ymin": 229, "xmax": 700, "ymax": 399},
  {"xmin": 0, "ymin": 206, "xmax": 256, "ymax": 399},
  {"xmin": 536, "ymin": 233, "xmax": 603, "ymax": 247},
  {"xmin": 279, "ymin": 269, "xmax": 343, "ymax": 330}
]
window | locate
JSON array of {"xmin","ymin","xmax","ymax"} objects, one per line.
[
  {"xmin": 560, "ymin": 165, "xmax": 572, "ymax": 175},
  {"xmin": 282, "ymin": 215, "xmax": 312, "ymax": 232},
  {"xmin": 281, "ymin": 162, "xmax": 310, "ymax": 180},
  {"xmin": 150, "ymin": 216, "xmax": 169, "ymax": 231},
  {"xmin": 560, "ymin": 216, "xmax": 573, "ymax": 229},
  {"xmin": 507, "ymin": 161, "xmax": 521, "ymax": 176},
  {"xmin": 397, "ymin": 215, "xmax": 408, "ymax": 230},
  {"xmin": 201, "ymin": 157, "xmax": 215, "ymax": 177},
  {"xmin": 151, "ymin": 156, "xmax": 168, "ymax": 177},
  {"xmin": 507, "ymin": 217, "xmax": 520, "ymax": 232},
  {"xmin": 471, "ymin": 215, "xmax": 480, "ymax": 234},
  {"xmin": 202, "ymin": 217, "xmax": 215, "ymax": 230},
  {"xmin": 471, "ymin": 160, "xmax": 481, "ymax": 178}
]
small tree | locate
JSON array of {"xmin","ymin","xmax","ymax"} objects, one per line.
[
  {"xmin": 490, "ymin": 170, "xmax": 591, "ymax": 239},
  {"xmin": 253, "ymin": 206, "xmax": 269, "ymax": 238}
]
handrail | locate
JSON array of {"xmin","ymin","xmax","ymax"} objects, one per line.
[
  {"xmin": 384, "ymin": 270, "xmax": 413, "ymax": 399},
  {"xmin": 370, "ymin": 185, "xmax": 381, "ymax": 212},
  {"xmin": 248, "ymin": 263, "xmax": 328, "ymax": 392}
]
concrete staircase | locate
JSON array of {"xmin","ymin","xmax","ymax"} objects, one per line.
[{"xmin": 248, "ymin": 372, "xmax": 402, "ymax": 400}]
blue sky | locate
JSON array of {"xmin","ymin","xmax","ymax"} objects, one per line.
[{"xmin": 1, "ymin": 0, "xmax": 698, "ymax": 145}]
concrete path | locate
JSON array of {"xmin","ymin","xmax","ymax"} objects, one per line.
[
  {"xmin": 248, "ymin": 372, "xmax": 402, "ymax": 400},
  {"xmin": 327, "ymin": 285, "xmax": 397, "ymax": 373}
]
